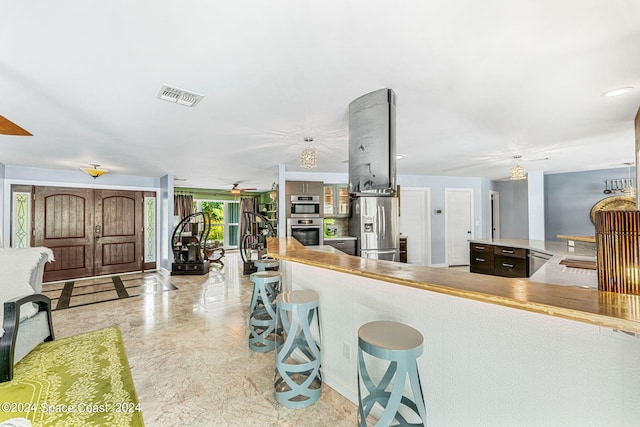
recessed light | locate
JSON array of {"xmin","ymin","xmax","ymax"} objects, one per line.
[
  {"xmin": 601, "ymin": 87, "xmax": 634, "ymax": 97},
  {"xmin": 396, "ymin": 154, "xmax": 405, "ymax": 160}
]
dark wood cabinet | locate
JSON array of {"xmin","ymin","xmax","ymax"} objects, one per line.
[
  {"xmin": 470, "ymin": 243, "xmax": 494, "ymax": 274},
  {"xmin": 399, "ymin": 236, "xmax": 408, "ymax": 263},
  {"xmin": 470, "ymin": 243, "xmax": 529, "ymax": 278},
  {"xmin": 324, "ymin": 238, "xmax": 357, "ymax": 256}
]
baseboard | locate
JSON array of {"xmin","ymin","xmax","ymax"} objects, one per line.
[
  {"xmin": 430, "ymin": 263, "xmax": 448, "ymax": 268},
  {"xmin": 322, "ymin": 371, "xmax": 357, "ymax": 405}
]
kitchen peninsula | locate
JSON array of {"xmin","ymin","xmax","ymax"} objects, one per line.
[{"xmin": 268, "ymin": 237, "xmax": 640, "ymax": 426}]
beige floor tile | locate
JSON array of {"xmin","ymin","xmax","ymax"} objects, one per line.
[{"xmin": 49, "ymin": 254, "xmax": 358, "ymax": 426}]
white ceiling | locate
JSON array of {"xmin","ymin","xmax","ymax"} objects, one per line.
[{"xmin": 1, "ymin": 1, "xmax": 640, "ymax": 191}]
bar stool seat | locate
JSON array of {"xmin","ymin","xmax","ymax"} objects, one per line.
[
  {"xmin": 274, "ymin": 290, "xmax": 322, "ymax": 408},
  {"xmin": 254, "ymin": 258, "xmax": 280, "ymax": 272},
  {"xmin": 248, "ymin": 271, "xmax": 282, "ymax": 352},
  {"xmin": 357, "ymin": 320, "xmax": 426, "ymax": 426}
]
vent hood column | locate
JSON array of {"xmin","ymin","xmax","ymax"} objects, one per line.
[{"xmin": 348, "ymin": 88, "xmax": 397, "ymax": 196}]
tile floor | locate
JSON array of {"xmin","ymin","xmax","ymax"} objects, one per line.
[{"xmin": 47, "ymin": 254, "xmax": 358, "ymax": 426}]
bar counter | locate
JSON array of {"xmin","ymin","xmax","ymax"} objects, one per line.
[
  {"xmin": 267, "ymin": 237, "xmax": 640, "ymax": 425},
  {"xmin": 267, "ymin": 237, "xmax": 640, "ymax": 333}
]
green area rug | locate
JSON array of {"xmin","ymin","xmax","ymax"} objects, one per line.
[{"xmin": 0, "ymin": 327, "xmax": 144, "ymax": 426}]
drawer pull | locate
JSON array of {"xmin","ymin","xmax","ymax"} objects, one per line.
[
  {"xmin": 502, "ymin": 250, "xmax": 514, "ymax": 254},
  {"xmin": 475, "ymin": 246, "xmax": 485, "ymax": 250},
  {"xmin": 502, "ymin": 263, "xmax": 514, "ymax": 268},
  {"xmin": 475, "ymin": 258, "xmax": 485, "ymax": 262}
]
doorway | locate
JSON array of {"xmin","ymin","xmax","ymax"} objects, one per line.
[
  {"xmin": 445, "ymin": 188, "xmax": 473, "ymax": 266},
  {"xmin": 398, "ymin": 187, "xmax": 431, "ymax": 265},
  {"xmin": 490, "ymin": 190, "xmax": 500, "ymax": 239},
  {"xmin": 30, "ymin": 186, "xmax": 155, "ymax": 282}
]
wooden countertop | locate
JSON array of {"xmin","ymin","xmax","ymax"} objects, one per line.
[
  {"xmin": 267, "ymin": 237, "xmax": 640, "ymax": 333},
  {"xmin": 557, "ymin": 235, "xmax": 597, "ymax": 243}
]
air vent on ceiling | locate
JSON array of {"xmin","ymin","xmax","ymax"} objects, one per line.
[{"xmin": 156, "ymin": 84, "xmax": 204, "ymax": 107}]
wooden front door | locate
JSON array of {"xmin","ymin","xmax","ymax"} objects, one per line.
[
  {"xmin": 94, "ymin": 189, "xmax": 143, "ymax": 276},
  {"xmin": 33, "ymin": 186, "xmax": 145, "ymax": 282},
  {"xmin": 34, "ymin": 187, "xmax": 95, "ymax": 281}
]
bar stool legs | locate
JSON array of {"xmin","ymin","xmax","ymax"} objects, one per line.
[
  {"xmin": 248, "ymin": 271, "xmax": 282, "ymax": 352},
  {"xmin": 274, "ymin": 290, "xmax": 322, "ymax": 408},
  {"xmin": 357, "ymin": 321, "xmax": 426, "ymax": 426}
]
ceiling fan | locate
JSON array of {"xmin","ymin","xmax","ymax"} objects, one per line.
[
  {"xmin": 0, "ymin": 115, "xmax": 32, "ymax": 136},
  {"xmin": 230, "ymin": 183, "xmax": 257, "ymax": 194}
]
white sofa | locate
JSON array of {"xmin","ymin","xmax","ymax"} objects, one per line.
[{"xmin": 0, "ymin": 247, "xmax": 55, "ymax": 382}]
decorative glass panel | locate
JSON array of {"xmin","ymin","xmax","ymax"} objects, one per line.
[
  {"xmin": 144, "ymin": 196, "xmax": 156, "ymax": 263},
  {"xmin": 228, "ymin": 201, "xmax": 240, "ymax": 224},
  {"xmin": 228, "ymin": 224, "xmax": 239, "ymax": 246},
  {"xmin": 12, "ymin": 192, "xmax": 31, "ymax": 248}
]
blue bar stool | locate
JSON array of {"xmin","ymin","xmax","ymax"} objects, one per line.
[
  {"xmin": 248, "ymin": 271, "xmax": 282, "ymax": 352},
  {"xmin": 274, "ymin": 290, "xmax": 322, "ymax": 408},
  {"xmin": 357, "ymin": 320, "xmax": 426, "ymax": 426},
  {"xmin": 254, "ymin": 258, "xmax": 280, "ymax": 272}
]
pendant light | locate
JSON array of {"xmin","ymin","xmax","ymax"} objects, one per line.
[
  {"xmin": 81, "ymin": 164, "xmax": 108, "ymax": 179},
  {"xmin": 510, "ymin": 156, "xmax": 526, "ymax": 180},
  {"xmin": 300, "ymin": 137, "xmax": 317, "ymax": 169}
]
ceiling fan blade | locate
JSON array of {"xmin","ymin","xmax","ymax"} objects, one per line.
[{"xmin": 0, "ymin": 115, "xmax": 32, "ymax": 136}]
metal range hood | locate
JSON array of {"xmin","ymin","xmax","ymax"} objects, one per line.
[{"xmin": 348, "ymin": 88, "xmax": 397, "ymax": 196}]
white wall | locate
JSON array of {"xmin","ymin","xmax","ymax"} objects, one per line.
[
  {"xmin": 285, "ymin": 261, "xmax": 640, "ymax": 426},
  {"xmin": 527, "ymin": 171, "xmax": 545, "ymax": 240}
]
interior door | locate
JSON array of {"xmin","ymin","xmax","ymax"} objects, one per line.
[
  {"xmin": 398, "ymin": 188, "xmax": 430, "ymax": 265},
  {"xmin": 33, "ymin": 186, "xmax": 95, "ymax": 281},
  {"xmin": 446, "ymin": 188, "xmax": 473, "ymax": 266},
  {"xmin": 94, "ymin": 190, "xmax": 143, "ymax": 276}
]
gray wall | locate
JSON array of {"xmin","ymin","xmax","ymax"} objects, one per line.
[
  {"xmin": 495, "ymin": 179, "xmax": 529, "ymax": 239},
  {"xmin": 544, "ymin": 166, "xmax": 634, "ymax": 241}
]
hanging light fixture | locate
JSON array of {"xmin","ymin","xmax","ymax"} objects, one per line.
[
  {"xmin": 81, "ymin": 163, "xmax": 108, "ymax": 179},
  {"xmin": 300, "ymin": 137, "xmax": 317, "ymax": 169},
  {"xmin": 621, "ymin": 162, "xmax": 636, "ymax": 196},
  {"xmin": 510, "ymin": 156, "xmax": 527, "ymax": 180}
]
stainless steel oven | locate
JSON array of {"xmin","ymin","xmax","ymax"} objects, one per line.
[
  {"xmin": 290, "ymin": 195, "xmax": 320, "ymax": 218},
  {"xmin": 287, "ymin": 218, "xmax": 324, "ymax": 246}
]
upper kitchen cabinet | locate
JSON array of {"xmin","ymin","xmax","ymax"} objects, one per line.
[
  {"xmin": 285, "ymin": 181, "xmax": 324, "ymax": 196},
  {"xmin": 323, "ymin": 184, "xmax": 350, "ymax": 217}
]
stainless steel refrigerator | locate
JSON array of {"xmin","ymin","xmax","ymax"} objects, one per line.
[{"xmin": 349, "ymin": 197, "xmax": 399, "ymax": 261}]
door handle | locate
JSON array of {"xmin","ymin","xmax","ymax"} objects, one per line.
[{"xmin": 95, "ymin": 224, "xmax": 102, "ymax": 237}]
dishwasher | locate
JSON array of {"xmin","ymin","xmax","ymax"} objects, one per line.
[{"xmin": 529, "ymin": 250, "xmax": 552, "ymax": 275}]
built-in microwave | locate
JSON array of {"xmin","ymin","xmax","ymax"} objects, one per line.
[{"xmin": 290, "ymin": 195, "xmax": 320, "ymax": 217}]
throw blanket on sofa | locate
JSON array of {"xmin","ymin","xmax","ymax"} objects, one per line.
[{"xmin": 0, "ymin": 247, "xmax": 54, "ymax": 337}]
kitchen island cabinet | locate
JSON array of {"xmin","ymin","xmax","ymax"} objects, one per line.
[
  {"xmin": 323, "ymin": 236, "xmax": 357, "ymax": 256},
  {"xmin": 470, "ymin": 242, "xmax": 528, "ymax": 277},
  {"xmin": 267, "ymin": 237, "xmax": 640, "ymax": 426}
]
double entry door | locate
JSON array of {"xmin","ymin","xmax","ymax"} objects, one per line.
[{"xmin": 32, "ymin": 186, "xmax": 151, "ymax": 282}]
